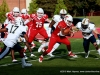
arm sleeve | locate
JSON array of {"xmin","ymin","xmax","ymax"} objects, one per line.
[{"xmin": 52, "ymin": 15, "xmax": 62, "ymax": 22}]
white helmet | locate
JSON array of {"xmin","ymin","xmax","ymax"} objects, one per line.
[
  {"xmin": 21, "ymin": 8, "xmax": 27, "ymax": 14},
  {"xmin": 60, "ymin": 9, "xmax": 67, "ymax": 19},
  {"xmin": 60, "ymin": 9, "xmax": 67, "ymax": 14},
  {"xmin": 13, "ymin": 7, "xmax": 20, "ymax": 12},
  {"xmin": 81, "ymin": 18, "xmax": 89, "ymax": 29},
  {"xmin": 15, "ymin": 17, "xmax": 24, "ymax": 26},
  {"xmin": 5, "ymin": 12, "xmax": 9, "ymax": 17},
  {"xmin": 82, "ymin": 18, "xmax": 89, "ymax": 25},
  {"xmin": 64, "ymin": 15, "xmax": 73, "ymax": 26},
  {"xmin": 13, "ymin": 7, "xmax": 20, "ymax": 17},
  {"xmin": 37, "ymin": 8, "xmax": 44, "ymax": 18}
]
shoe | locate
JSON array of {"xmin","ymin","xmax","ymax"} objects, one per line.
[
  {"xmin": 68, "ymin": 52, "xmax": 77, "ymax": 58},
  {"xmin": 24, "ymin": 56, "xmax": 28, "ymax": 60},
  {"xmin": 30, "ymin": 54, "xmax": 37, "ymax": 57},
  {"xmin": 39, "ymin": 56, "xmax": 43, "ymax": 63},
  {"xmin": 31, "ymin": 44, "xmax": 36, "ymax": 49},
  {"xmin": 42, "ymin": 48, "xmax": 46, "ymax": 52},
  {"xmin": 47, "ymin": 53, "xmax": 55, "ymax": 57},
  {"xmin": 12, "ymin": 59, "xmax": 18, "ymax": 62},
  {"xmin": 85, "ymin": 51, "xmax": 90, "ymax": 58},
  {"xmin": 22, "ymin": 63, "xmax": 32, "ymax": 68}
]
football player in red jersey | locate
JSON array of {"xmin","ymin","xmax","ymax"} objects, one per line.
[
  {"xmin": 37, "ymin": 9, "xmax": 67, "ymax": 57},
  {"xmin": 20, "ymin": 8, "xmax": 36, "ymax": 58},
  {"xmin": 28, "ymin": 8, "xmax": 51, "ymax": 45},
  {"xmin": 39, "ymin": 15, "xmax": 77, "ymax": 62}
]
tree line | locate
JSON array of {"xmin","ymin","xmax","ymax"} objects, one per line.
[
  {"xmin": 29, "ymin": 0, "xmax": 100, "ymax": 17},
  {"xmin": 0, "ymin": 0, "xmax": 100, "ymax": 23}
]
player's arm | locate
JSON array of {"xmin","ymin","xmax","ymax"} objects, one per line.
[
  {"xmin": 59, "ymin": 26, "xmax": 69, "ymax": 36},
  {"xmin": 49, "ymin": 20, "xmax": 56, "ymax": 28},
  {"xmin": 22, "ymin": 32, "xmax": 32, "ymax": 52},
  {"xmin": 72, "ymin": 26, "xmax": 79, "ymax": 32},
  {"xmin": 0, "ymin": 28, "xmax": 8, "ymax": 32},
  {"xmin": 45, "ymin": 18, "xmax": 51, "ymax": 23},
  {"xmin": 93, "ymin": 28, "xmax": 100, "ymax": 40},
  {"xmin": 47, "ymin": 15, "xmax": 60, "ymax": 37},
  {"xmin": 93, "ymin": 29, "xmax": 99, "ymax": 34},
  {"xmin": 0, "ymin": 23, "xmax": 2, "ymax": 29},
  {"xmin": 92, "ymin": 24, "xmax": 100, "ymax": 40}
]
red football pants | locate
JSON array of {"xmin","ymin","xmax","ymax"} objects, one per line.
[{"xmin": 28, "ymin": 27, "xmax": 48, "ymax": 43}]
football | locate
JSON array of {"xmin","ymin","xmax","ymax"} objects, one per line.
[{"xmin": 63, "ymin": 28, "xmax": 71, "ymax": 36}]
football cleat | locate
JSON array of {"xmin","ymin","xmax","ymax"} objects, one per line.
[
  {"xmin": 68, "ymin": 52, "xmax": 77, "ymax": 58},
  {"xmin": 30, "ymin": 54, "xmax": 37, "ymax": 57},
  {"xmin": 42, "ymin": 48, "xmax": 46, "ymax": 52},
  {"xmin": 12, "ymin": 59, "xmax": 18, "ymax": 62},
  {"xmin": 39, "ymin": 56, "xmax": 43, "ymax": 63},
  {"xmin": 31, "ymin": 44, "xmax": 36, "ymax": 49},
  {"xmin": 24, "ymin": 56, "xmax": 28, "ymax": 60},
  {"xmin": 22, "ymin": 63, "xmax": 32, "ymax": 68},
  {"xmin": 47, "ymin": 53, "xmax": 55, "ymax": 57},
  {"xmin": 85, "ymin": 51, "xmax": 90, "ymax": 58}
]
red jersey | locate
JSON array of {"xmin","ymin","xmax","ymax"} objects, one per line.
[
  {"xmin": 52, "ymin": 20, "xmax": 71, "ymax": 36},
  {"xmin": 20, "ymin": 14, "xmax": 30, "ymax": 25},
  {"xmin": 20, "ymin": 14, "xmax": 30, "ymax": 19},
  {"xmin": 6, "ymin": 11, "xmax": 14, "ymax": 21},
  {"xmin": 30, "ymin": 14, "xmax": 48, "ymax": 29}
]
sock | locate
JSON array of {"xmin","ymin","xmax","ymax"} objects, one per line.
[
  {"xmin": 38, "ymin": 42, "xmax": 49, "ymax": 52},
  {"xmin": 40, "ymin": 55, "xmax": 43, "ymax": 58},
  {"xmin": 24, "ymin": 46, "xmax": 27, "ymax": 50},
  {"xmin": 97, "ymin": 49, "xmax": 100, "ymax": 54},
  {"xmin": 21, "ymin": 57, "xmax": 26, "ymax": 65},
  {"xmin": 49, "ymin": 43, "xmax": 60, "ymax": 54},
  {"xmin": 68, "ymin": 51, "xmax": 72, "ymax": 54}
]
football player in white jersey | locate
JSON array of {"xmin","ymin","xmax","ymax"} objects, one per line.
[
  {"xmin": 72, "ymin": 18, "xmax": 100, "ymax": 58},
  {"xmin": 4, "ymin": 7, "xmax": 21, "ymax": 62},
  {"xmin": 0, "ymin": 17, "xmax": 32, "ymax": 68}
]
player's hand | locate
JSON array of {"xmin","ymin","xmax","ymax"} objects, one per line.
[
  {"xmin": 48, "ymin": 33, "xmax": 51, "ymax": 37},
  {"xmin": 47, "ymin": 28, "xmax": 51, "ymax": 37}
]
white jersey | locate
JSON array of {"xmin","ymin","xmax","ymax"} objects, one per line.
[
  {"xmin": 76, "ymin": 22, "xmax": 96, "ymax": 39},
  {"xmin": 52, "ymin": 15, "xmax": 62, "ymax": 28},
  {"xmin": 4, "ymin": 18, "xmax": 10, "ymax": 25},
  {"xmin": 17, "ymin": 25, "xmax": 28, "ymax": 42},
  {"xmin": 3, "ymin": 23, "xmax": 26, "ymax": 47}
]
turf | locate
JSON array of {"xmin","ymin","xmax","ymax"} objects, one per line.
[{"xmin": 0, "ymin": 38, "xmax": 100, "ymax": 75}]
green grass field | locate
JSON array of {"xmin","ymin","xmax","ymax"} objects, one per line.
[{"xmin": 0, "ymin": 38, "xmax": 100, "ymax": 75}]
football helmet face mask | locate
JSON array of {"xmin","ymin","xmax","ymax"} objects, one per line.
[
  {"xmin": 37, "ymin": 8, "xmax": 44, "ymax": 18},
  {"xmin": 81, "ymin": 18, "xmax": 89, "ymax": 29},
  {"xmin": 59, "ymin": 9, "xmax": 67, "ymax": 19},
  {"xmin": 15, "ymin": 17, "xmax": 24, "ymax": 26},
  {"xmin": 13, "ymin": 7, "xmax": 20, "ymax": 17},
  {"xmin": 64, "ymin": 15, "xmax": 73, "ymax": 26}
]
